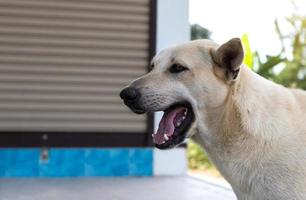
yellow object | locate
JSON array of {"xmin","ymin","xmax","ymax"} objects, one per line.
[{"xmin": 242, "ymin": 33, "xmax": 253, "ymax": 69}]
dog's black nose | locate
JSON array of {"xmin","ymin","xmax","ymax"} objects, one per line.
[{"xmin": 120, "ymin": 87, "xmax": 139, "ymax": 101}]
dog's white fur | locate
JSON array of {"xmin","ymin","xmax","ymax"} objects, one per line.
[{"xmin": 128, "ymin": 39, "xmax": 306, "ymax": 199}]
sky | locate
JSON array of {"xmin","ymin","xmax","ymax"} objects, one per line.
[{"xmin": 189, "ymin": 0, "xmax": 306, "ymax": 56}]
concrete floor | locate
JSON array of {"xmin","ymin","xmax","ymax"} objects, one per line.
[{"xmin": 0, "ymin": 176, "xmax": 236, "ymax": 200}]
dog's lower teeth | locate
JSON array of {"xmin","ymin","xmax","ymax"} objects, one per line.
[{"xmin": 164, "ymin": 134, "xmax": 169, "ymax": 141}]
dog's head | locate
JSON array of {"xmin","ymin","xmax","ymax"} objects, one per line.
[{"xmin": 120, "ymin": 38, "xmax": 244, "ymax": 149}]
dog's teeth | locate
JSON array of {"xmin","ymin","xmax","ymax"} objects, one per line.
[
  {"xmin": 162, "ymin": 141, "xmax": 166, "ymax": 144},
  {"xmin": 176, "ymin": 122, "xmax": 181, "ymax": 127},
  {"xmin": 164, "ymin": 134, "xmax": 169, "ymax": 141},
  {"xmin": 182, "ymin": 116, "xmax": 186, "ymax": 120},
  {"xmin": 152, "ymin": 134, "xmax": 154, "ymax": 138}
]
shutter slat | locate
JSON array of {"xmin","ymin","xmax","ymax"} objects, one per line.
[
  {"xmin": 0, "ymin": 46, "xmax": 147, "ymax": 59},
  {"xmin": 0, "ymin": 74, "xmax": 142, "ymax": 82},
  {"xmin": 0, "ymin": 7, "xmax": 149, "ymax": 23},
  {"xmin": 0, "ymin": 17, "xmax": 149, "ymax": 32},
  {"xmin": 0, "ymin": 85, "xmax": 129, "ymax": 95},
  {"xmin": 0, "ymin": 103, "xmax": 132, "ymax": 112},
  {"xmin": 0, "ymin": 65, "xmax": 144, "ymax": 76},
  {"xmin": 0, "ymin": 55, "xmax": 147, "ymax": 68},
  {"xmin": 0, "ymin": 0, "xmax": 149, "ymax": 13},
  {"xmin": 0, "ymin": 123, "xmax": 146, "ymax": 132},
  {"xmin": 0, "ymin": 93, "xmax": 125, "ymax": 102},
  {"xmin": 0, "ymin": 113, "xmax": 144, "ymax": 121},
  {"xmin": 0, "ymin": 27, "xmax": 148, "ymax": 40},
  {"xmin": 0, "ymin": 36, "xmax": 148, "ymax": 50}
]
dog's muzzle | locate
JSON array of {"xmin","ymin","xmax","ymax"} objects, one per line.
[{"xmin": 120, "ymin": 87, "xmax": 146, "ymax": 114}]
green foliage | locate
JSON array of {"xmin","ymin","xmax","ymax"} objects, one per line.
[
  {"xmin": 254, "ymin": 53, "xmax": 286, "ymax": 79},
  {"xmin": 253, "ymin": 13, "xmax": 306, "ymax": 89},
  {"xmin": 187, "ymin": 140, "xmax": 214, "ymax": 170},
  {"xmin": 191, "ymin": 24, "xmax": 211, "ymax": 40}
]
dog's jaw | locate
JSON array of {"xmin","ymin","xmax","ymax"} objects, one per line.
[{"xmin": 152, "ymin": 102, "xmax": 195, "ymax": 149}]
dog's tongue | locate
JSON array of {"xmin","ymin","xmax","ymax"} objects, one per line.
[{"xmin": 153, "ymin": 107, "xmax": 186, "ymax": 144}]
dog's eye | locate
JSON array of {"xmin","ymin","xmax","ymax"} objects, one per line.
[{"xmin": 169, "ymin": 64, "xmax": 188, "ymax": 73}]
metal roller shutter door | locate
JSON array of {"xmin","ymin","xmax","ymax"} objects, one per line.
[{"xmin": 0, "ymin": 0, "xmax": 151, "ymax": 134}]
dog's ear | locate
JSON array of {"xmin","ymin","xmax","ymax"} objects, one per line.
[{"xmin": 210, "ymin": 38, "xmax": 244, "ymax": 81}]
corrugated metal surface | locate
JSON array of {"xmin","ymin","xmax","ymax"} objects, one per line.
[{"xmin": 0, "ymin": 0, "xmax": 149, "ymax": 132}]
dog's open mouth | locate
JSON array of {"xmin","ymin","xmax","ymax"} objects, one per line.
[{"xmin": 153, "ymin": 102, "xmax": 194, "ymax": 149}]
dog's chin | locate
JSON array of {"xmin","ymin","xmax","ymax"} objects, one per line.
[{"xmin": 123, "ymin": 100, "xmax": 146, "ymax": 114}]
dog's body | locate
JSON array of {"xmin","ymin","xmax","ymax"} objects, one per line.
[
  {"xmin": 120, "ymin": 39, "xmax": 306, "ymax": 199},
  {"xmin": 193, "ymin": 65, "xmax": 306, "ymax": 199}
]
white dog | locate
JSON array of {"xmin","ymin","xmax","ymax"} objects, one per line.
[{"xmin": 120, "ymin": 38, "xmax": 306, "ymax": 200}]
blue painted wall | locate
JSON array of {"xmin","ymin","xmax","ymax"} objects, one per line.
[{"xmin": 0, "ymin": 148, "xmax": 153, "ymax": 177}]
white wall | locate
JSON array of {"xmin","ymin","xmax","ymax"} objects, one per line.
[
  {"xmin": 153, "ymin": 0, "xmax": 190, "ymax": 176},
  {"xmin": 156, "ymin": 0, "xmax": 190, "ymax": 51}
]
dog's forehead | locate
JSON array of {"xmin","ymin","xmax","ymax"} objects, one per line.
[
  {"xmin": 152, "ymin": 39, "xmax": 218, "ymax": 66},
  {"xmin": 151, "ymin": 47, "xmax": 175, "ymax": 66}
]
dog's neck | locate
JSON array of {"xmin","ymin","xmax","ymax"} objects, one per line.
[
  {"xmin": 193, "ymin": 66, "xmax": 281, "ymax": 190},
  {"xmin": 231, "ymin": 66, "xmax": 286, "ymax": 140},
  {"xmin": 209, "ymin": 66, "xmax": 280, "ymax": 140},
  {"xmin": 195, "ymin": 66, "xmax": 270, "ymax": 142}
]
